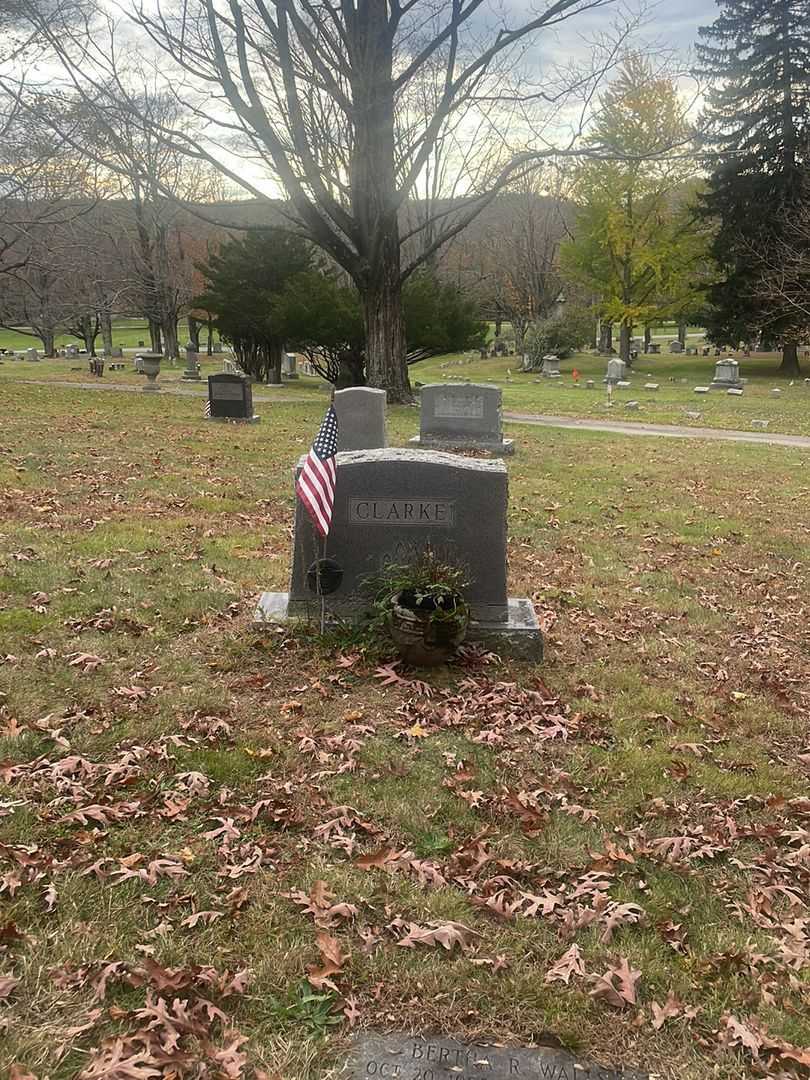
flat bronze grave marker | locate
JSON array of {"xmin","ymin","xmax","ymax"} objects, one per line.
[{"xmin": 345, "ymin": 1034, "xmax": 648, "ymax": 1080}]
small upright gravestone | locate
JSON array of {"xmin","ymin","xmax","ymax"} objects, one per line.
[
  {"xmin": 342, "ymin": 1034, "xmax": 648, "ymax": 1080},
  {"xmin": 207, "ymin": 372, "xmax": 259, "ymax": 423},
  {"xmin": 410, "ymin": 383, "xmax": 514, "ymax": 455},
  {"xmin": 710, "ymin": 358, "xmax": 743, "ymax": 390},
  {"xmin": 605, "ymin": 358, "xmax": 626, "ymax": 384},
  {"xmin": 333, "ymin": 387, "xmax": 387, "ymax": 451},
  {"xmin": 25, "ymin": 348, "xmax": 39, "ymax": 362},
  {"xmin": 66, "ymin": 344, "xmax": 77, "ymax": 358},
  {"xmin": 256, "ymin": 448, "xmax": 541, "ymax": 659},
  {"xmin": 282, "ymin": 352, "xmax": 299, "ymax": 379},
  {"xmin": 540, "ymin": 354, "xmax": 561, "ymax": 377},
  {"xmin": 182, "ymin": 346, "xmax": 202, "ymax": 381},
  {"xmin": 669, "ymin": 339, "xmax": 684, "ymax": 353}
]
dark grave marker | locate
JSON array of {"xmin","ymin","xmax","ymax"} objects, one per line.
[
  {"xmin": 206, "ymin": 372, "xmax": 259, "ymax": 423},
  {"xmin": 344, "ymin": 1035, "xmax": 648, "ymax": 1080}
]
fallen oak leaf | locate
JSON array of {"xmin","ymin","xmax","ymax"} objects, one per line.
[
  {"xmin": 717, "ymin": 1014, "xmax": 763, "ymax": 1057},
  {"xmin": 180, "ymin": 910, "xmax": 224, "ymax": 929},
  {"xmin": 589, "ymin": 958, "xmax": 641, "ymax": 1009},
  {"xmin": 354, "ymin": 847, "xmax": 399, "ymax": 870},
  {"xmin": 545, "ymin": 944, "xmax": 587, "ymax": 986},
  {"xmin": 0, "ymin": 973, "xmax": 21, "ymax": 999},
  {"xmin": 77, "ymin": 1036, "xmax": 163, "ymax": 1079},
  {"xmin": 343, "ymin": 994, "xmax": 361, "ymax": 1025},
  {"xmin": 306, "ymin": 931, "xmax": 348, "ymax": 992},
  {"xmin": 650, "ymin": 992, "xmax": 684, "ymax": 1030},
  {"xmin": 396, "ymin": 921, "xmax": 478, "ymax": 951}
]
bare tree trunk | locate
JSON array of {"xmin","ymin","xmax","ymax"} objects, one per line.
[
  {"xmin": 644, "ymin": 324, "xmax": 652, "ymax": 352},
  {"xmin": 206, "ymin": 318, "xmax": 214, "ymax": 355},
  {"xmin": 149, "ymin": 319, "xmax": 163, "ymax": 354},
  {"xmin": 678, "ymin": 318, "xmax": 687, "ymax": 347},
  {"xmin": 780, "ymin": 341, "xmax": 801, "ymax": 376},
  {"xmin": 263, "ymin": 341, "xmax": 283, "ymax": 384},
  {"xmin": 363, "ymin": 262, "xmax": 409, "ymax": 401},
  {"xmin": 162, "ymin": 317, "xmax": 179, "ymax": 361},
  {"xmin": 619, "ymin": 322, "xmax": 631, "ymax": 365},
  {"xmin": 188, "ymin": 315, "xmax": 200, "ymax": 351},
  {"xmin": 41, "ymin": 329, "xmax": 55, "ymax": 356},
  {"xmin": 349, "ymin": 9, "xmax": 410, "ymax": 402},
  {"xmin": 599, "ymin": 321, "xmax": 613, "ymax": 354},
  {"xmin": 100, "ymin": 312, "xmax": 113, "ymax": 355}
]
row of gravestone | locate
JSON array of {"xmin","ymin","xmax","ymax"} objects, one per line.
[{"xmin": 206, "ymin": 375, "xmax": 513, "ymax": 456}]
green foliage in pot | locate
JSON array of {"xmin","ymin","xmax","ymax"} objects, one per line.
[{"xmin": 367, "ymin": 549, "xmax": 470, "ymax": 666}]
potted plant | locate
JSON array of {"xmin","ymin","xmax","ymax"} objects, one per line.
[{"xmin": 370, "ymin": 550, "xmax": 470, "ymax": 667}]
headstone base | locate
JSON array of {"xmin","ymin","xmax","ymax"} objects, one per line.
[
  {"xmin": 408, "ymin": 435, "xmax": 515, "ymax": 456},
  {"xmin": 205, "ymin": 414, "xmax": 261, "ymax": 424},
  {"xmin": 182, "ymin": 371, "xmax": 202, "ymax": 381},
  {"xmin": 256, "ymin": 593, "xmax": 542, "ymax": 661},
  {"xmin": 709, "ymin": 380, "xmax": 743, "ymax": 391}
]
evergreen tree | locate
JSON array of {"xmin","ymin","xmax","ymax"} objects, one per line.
[{"xmin": 696, "ymin": 0, "xmax": 810, "ymax": 374}]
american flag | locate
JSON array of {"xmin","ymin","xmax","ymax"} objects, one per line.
[
  {"xmin": 204, "ymin": 398, "xmax": 211, "ymax": 417},
  {"xmin": 296, "ymin": 405, "xmax": 338, "ymax": 537}
]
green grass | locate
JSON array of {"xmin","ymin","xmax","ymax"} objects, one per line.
[
  {"xmin": 1, "ymin": 383, "xmax": 809, "ymax": 1079},
  {"xmin": 415, "ymin": 347, "xmax": 810, "ymax": 435}
]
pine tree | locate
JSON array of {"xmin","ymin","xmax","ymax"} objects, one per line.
[{"xmin": 696, "ymin": 0, "xmax": 810, "ymax": 374}]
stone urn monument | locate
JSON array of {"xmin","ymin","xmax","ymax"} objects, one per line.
[{"xmin": 137, "ymin": 352, "xmax": 163, "ymax": 392}]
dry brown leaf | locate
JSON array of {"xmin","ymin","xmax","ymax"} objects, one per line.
[
  {"xmin": 354, "ymin": 847, "xmax": 398, "ymax": 870},
  {"xmin": 306, "ymin": 932, "xmax": 348, "ymax": 991},
  {"xmin": 396, "ymin": 921, "xmax": 477, "ymax": 951},
  {"xmin": 650, "ymin": 992, "xmax": 683, "ymax": 1030},
  {"xmin": 0, "ymin": 973, "xmax": 21, "ymax": 999},
  {"xmin": 590, "ymin": 957, "xmax": 641, "ymax": 1009},
  {"xmin": 545, "ymin": 944, "xmax": 587, "ymax": 985}
]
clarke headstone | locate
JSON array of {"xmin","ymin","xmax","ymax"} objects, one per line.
[
  {"xmin": 341, "ymin": 1034, "xmax": 648, "ymax": 1080},
  {"xmin": 410, "ymin": 383, "xmax": 513, "ymax": 455},
  {"xmin": 256, "ymin": 448, "xmax": 541, "ymax": 659},
  {"xmin": 333, "ymin": 386, "xmax": 387, "ymax": 452},
  {"xmin": 206, "ymin": 372, "xmax": 259, "ymax": 423}
]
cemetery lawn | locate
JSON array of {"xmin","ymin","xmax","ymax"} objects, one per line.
[
  {"xmin": 416, "ymin": 351, "xmax": 810, "ymax": 437},
  {"xmin": 2, "ymin": 384, "xmax": 810, "ymax": 1080}
]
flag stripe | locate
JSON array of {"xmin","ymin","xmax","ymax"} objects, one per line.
[{"xmin": 295, "ymin": 405, "xmax": 338, "ymax": 538}]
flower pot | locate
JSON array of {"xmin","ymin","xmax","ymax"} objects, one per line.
[{"xmin": 387, "ymin": 589, "xmax": 469, "ymax": 667}]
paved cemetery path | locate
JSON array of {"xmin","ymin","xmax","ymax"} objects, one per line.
[
  {"xmin": 504, "ymin": 411, "xmax": 810, "ymax": 450},
  {"xmin": 10, "ymin": 379, "xmax": 810, "ymax": 449}
]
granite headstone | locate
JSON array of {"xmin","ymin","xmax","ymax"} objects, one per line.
[
  {"xmin": 207, "ymin": 372, "xmax": 259, "ymax": 423},
  {"xmin": 710, "ymin": 358, "xmax": 743, "ymax": 390},
  {"xmin": 410, "ymin": 383, "xmax": 513, "ymax": 455},
  {"xmin": 333, "ymin": 386, "xmax": 387, "ymax": 451},
  {"xmin": 343, "ymin": 1034, "xmax": 647, "ymax": 1080},
  {"xmin": 257, "ymin": 448, "xmax": 540, "ymax": 658}
]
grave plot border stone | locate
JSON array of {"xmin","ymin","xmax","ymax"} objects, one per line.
[
  {"xmin": 255, "ymin": 448, "xmax": 541, "ymax": 661},
  {"xmin": 341, "ymin": 1033, "xmax": 648, "ymax": 1080}
]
